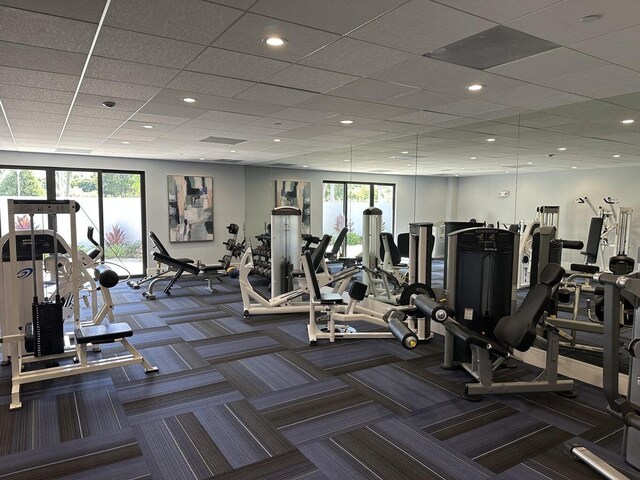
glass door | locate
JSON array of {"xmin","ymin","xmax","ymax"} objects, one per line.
[
  {"xmin": 346, "ymin": 183, "xmax": 370, "ymax": 257},
  {"xmin": 102, "ymin": 172, "xmax": 144, "ymax": 276}
]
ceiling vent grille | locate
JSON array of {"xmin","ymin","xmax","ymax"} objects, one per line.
[{"xmin": 199, "ymin": 136, "xmax": 246, "ymax": 145}]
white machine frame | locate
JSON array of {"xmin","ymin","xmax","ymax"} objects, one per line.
[{"xmin": 0, "ymin": 199, "xmax": 156, "ymax": 410}]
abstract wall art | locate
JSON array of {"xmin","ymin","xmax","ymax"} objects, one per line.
[{"xmin": 168, "ymin": 175, "xmax": 213, "ymax": 242}]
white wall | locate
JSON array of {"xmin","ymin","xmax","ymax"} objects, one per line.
[
  {"xmin": 457, "ymin": 167, "xmax": 640, "ymax": 266},
  {"xmin": 244, "ymin": 166, "xmax": 450, "ymax": 242},
  {"xmin": 0, "ymin": 151, "xmax": 246, "ymax": 265}
]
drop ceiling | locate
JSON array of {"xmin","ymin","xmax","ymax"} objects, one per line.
[{"xmin": 0, "ymin": 0, "xmax": 640, "ymax": 176}]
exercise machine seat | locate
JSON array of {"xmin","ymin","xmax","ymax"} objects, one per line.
[
  {"xmin": 397, "ymin": 233, "xmax": 409, "ymax": 258},
  {"xmin": 304, "ymin": 250, "xmax": 343, "ymax": 304},
  {"xmin": 152, "ymin": 252, "xmax": 200, "ymax": 275},
  {"xmin": 380, "ymin": 232, "xmax": 403, "ymax": 266},
  {"xmin": 494, "ymin": 263, "xmax": 565, "ymax": 352}
]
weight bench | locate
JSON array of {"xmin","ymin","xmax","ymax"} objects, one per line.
[
  {"xmin": 415, "ymin": 263, "xmax": 575, "ymax": 400},
  {"xmin": 142, "ymin": 251, "xmax": 225, "ymax": 300}
]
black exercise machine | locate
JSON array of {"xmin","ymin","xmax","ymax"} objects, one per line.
[{"xmin": 415, "ymin": 262, "xmax": 575, "ymax": 400}]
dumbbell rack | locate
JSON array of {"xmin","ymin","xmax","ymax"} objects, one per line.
[
  {"xmin": 219, "ymin": 223, "xmax": 245, "ymax": 269},
  {"xmin": 252, "ymin": 230, "xmax": 272, "ymax": 279}
]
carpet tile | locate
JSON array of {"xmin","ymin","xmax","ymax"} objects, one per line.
[{"xmin": 0, "ymin": 272, "xmax": 637, "ymax": 479}]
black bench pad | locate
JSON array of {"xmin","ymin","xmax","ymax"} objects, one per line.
[{"xmin": 75, "ymin": 323, "xmax": 133, "ymax": 344}]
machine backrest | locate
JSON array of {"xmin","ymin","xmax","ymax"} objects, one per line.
[
  {"xmin": 380, "ymin": 232, "xmax": 402, "ymax": 266},
  {"xmin": 331, "ymin": 227, "xmax": 348, "ymax": 256},
  {"xmin": 494, "ymin": 263, "xmax": 565, "ymax": 352},
  {"xmin": 311, "ymin": 234, "xmax": 332, "ymax": 270},
  {"xmin": 582, "ymin": 217, "xmax": 604, "ymax": 264},
  {"xmin": 148, "ymin": 231, "xmax": 170, "ymax": 257},
  {"xmin": 397, "ymin": 233, "xmax": 409, "ymax": 258},
  {"xmin": 303, "ymin": 250, "xmax": 322, "ymax": 300}
]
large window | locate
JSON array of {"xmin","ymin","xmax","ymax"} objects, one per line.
[
  {"xmin": 323, "ymin": 181, "xmax": 395, "ymax": 256},
  {"xmin": 0, "ymin": 166, "xmax": 146, "ymax": 277}
]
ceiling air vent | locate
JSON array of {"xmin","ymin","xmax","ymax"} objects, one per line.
[
  {"xmin": 425, "ymin": 25, "xmax": 559, "ymax": 70},
  {"xmin": 199, "ymin": 136, "xmax": 246, "ymax": 145}
]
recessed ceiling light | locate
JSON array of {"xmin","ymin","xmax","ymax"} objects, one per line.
[
  {"xmin": 121, "ymin": 141, "xmax": 130, "ymax": 144},
  {"xmin": 182, "ymin": 97, "xmax": 197, "ymax": 103},
  {"xmin": 557, "ymin": 147, "xmax": 567, "ymax": 151},
  {"xmin": 486, "ymin": 138, "xmax": 496, "ymax": 142},
  {"xmin": 406, "ymin": 163, "xmax": 412, "ymax": 167},
  {"xmin": 340, "ymin": 120, "xmax": 354, "ymax": 124},
  {"xmin": 470, "ymin": 156, "xmax": 477, "ymax": 160},
  {"xmin": 572, "ymin": 166, "xmax": 577, "ymax": 169},
  {"xmin": 466, "ymin": 84, "xmax": 484, "ymax": 92},
  {"xmin": 303, "ymin": 165, "xmax": 308, "ymax": 168},
  {"xmin": 621, "ymin": 119, "xmax": 635, "ymax": 124},
  {"xmin": 455, "ymin": 174, "xmax": 460, "ymax": 177},
  {"xmin": 527, "ymin": 161, "xmax": 534, "ymax": 165},
  {"xmin": 401, "ymin": 151, "xmax": 409, "ymax": 154},
  {"xmin": 263, "ymin": 36, "xmax": 287, "ymax": 46},
  {"xmin": 199, "ymin": 157, "xmax": 204, "ymax": 160},
  {"xmin": 579, "ymin": 14, "xmax": 602, "ymax": 23},
  {"xmin": 142, "ymin": 125, "xmax": 154, "ymax": 129},
  {"xmin": 388, "ymin": 156, "xmax": 397, "ymax": 159},
  {"xmin": 504, "ymin": 170, "xmax": 510, "ymax": 173},
  {"xmin": 613, "ymin": 154, "xmax": 621, "ymax": 158},
  {"xmin": 273, "ymin": 138, "xmax": 282, "ymax": 142},
  {"xmin": 343, "ymin": 159, "xmax": 350, "ymax": 162}
]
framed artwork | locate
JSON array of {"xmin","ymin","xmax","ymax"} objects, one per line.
[
  {"xmin": 275, "ymin": 180, "xmax": 310, "ymax": 234},
  {"xmin": 167, "ymin": 175, "xmax": 213, "ymax": 242}
]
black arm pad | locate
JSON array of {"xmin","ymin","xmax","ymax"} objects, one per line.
[
  {"xmin": 560, "ymin": 239, "xmax": 584, "ymax": 250},
  {"xmin": 444, "ymin": 320, "xmax": 510, "ymax": 357},
  {"xmin": 414, "ymin": 294, "xmax": 452, "ymax": 322}
]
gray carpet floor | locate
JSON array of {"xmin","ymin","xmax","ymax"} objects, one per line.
[{"xmin": 0, "ymin": 264, "xmax": 638, "ymax": 479}]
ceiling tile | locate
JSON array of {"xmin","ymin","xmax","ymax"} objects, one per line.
[
  {"xmin": 0, "ymin": 0, "xmax": 106, "ymax": 22},
  {"xmin": 205, "ymin": 0, "xmax": 254, "ymax": 9},
  {"xmin": 541, "ymin": 65, "xmax": 640, "ymax": 98},
  {"xmin": 128, "ymin": 113, "xmax": 191, "ymax": 126},
  {"xmin": 572, "ymin": 26, "xmax": 640, "ymax": 72},
  {"xmin": 138, "ymin": 102, "xmax": 208, "ymax": 119},
  {"xmin": 105, "ymin": 0, "xmax": 242, "ymax": 45},
  {"xmin": 481, "ymin": 84, "xmax": 588, "ymax": 110},
  {"xmin": 488, "ymin": 48, "xmax": 607, "ymax": 83},
  {"xmin": 166, "ymin": 71, "xmax": 254, "ymax": 97},
  {"xmin": 249, "ymin": 117, "xmax": 308, "ymax": 130},
  {"xmin": 0, "ymin": 6, "xmax": 95, "ymax": 53},
  {"xmin": 434, "ymin": 98, "xmax": 508, "ymax": 116},
  {"xmin": 71, "ymin": 104, "xmax": 136, "ymax": 120},
  {"xmin": 0, "ymin": 41, "xmax": 85, "ymax": 75},
  {"xmin": 0, "ymin": 66, "xmax": 78, "ymax": 91},
  {"xmin": 0, "ymin": 84, "xmax": 73, "ymax": 104},
  {"xmin": 79, "ymin": 78, "xmax": 160, "ymax": 101},
  {"xmin": 150, "ymin": 88, "xmax": 227, "ymax": 110},
  {"xmin": 327, "ymin": 79, "xmax": 418, "ymax": 102},
  {"xmin": 7, "ymin": 110, "xmax": 66, "ymax": 123},
  {"xmin": 382, "ymin": 89, "xmax": 465, "ymax": 110},
  {"xmin": 251, "ymin": 0, "xmax": 405, "ymax": 34},
  {"xmin": 210, "ymin": 98, "xmax": 287, "ymax": 117},
  {"xmin": 389, "ymin": 110, "xmax": 462, "ymax": 125},
  {"xmin": 265, "ymin": 65, "xmax": 358, "ymax": 93},
  {"xmin": 86, "ymin": 57, "xmax": 180, "ymax": 88},
  {"xmin": 506, "ymin": 0, "xmax": 640, "ymax": 45},
  {"xmin": 371, "ymin": 55, "xmax": 524, "ymax": 96},
  {"xmin": 2, "ymin": 98, "xmax": 69, "ymax": 114},
  {"xmin": 300, "ymin": 38, "xmax": 414, "ymax": 76},
  {"xmin": 433, "ymin": 0, "xmax": 562, "ymax": 23},
  {"xmin": 195, "ymin": 110, "xmax": 262, "ymax": 125},
  {"xmin": 213, "ymin": 13, "xmax": 339, "ymax": 63},
  {"xmin": 297, "ymin": 95, "xmax": 415, "ymax": 120},
  {"xmin": 350, "ymin": 0, "xmax": 496, "ymax": 55},
  {"xmin": 94, "ymin": 27, "xmax": 204, "ymax": 69},
  {"xmin": 235, "ymin": 84, "xmax": 317, "ymax": 107},
  {"xmin": 74, "ymin": 94, "xmax": 145, "ymax": 112},
  {"xmin": 270, "ymin": 108, "xmax": 338, "ymax": 123},
  {"xmin": 187, "ymin": 47, "xmax": 290, "ymax": 82}
]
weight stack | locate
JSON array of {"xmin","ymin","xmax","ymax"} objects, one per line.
[{"xmin": 32, "ymin": 301, "xmax": 65, "ymax": 356}]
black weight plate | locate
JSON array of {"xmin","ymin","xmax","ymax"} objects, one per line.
[{"xmin": 399, "ymin": 283, "xmax": 435, "ymax": 318}]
